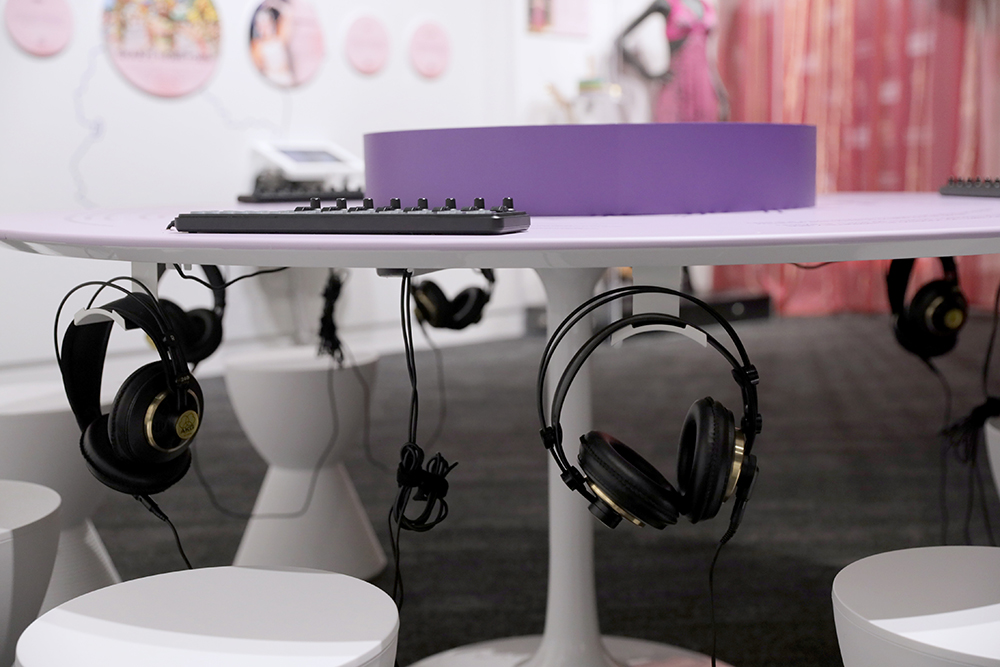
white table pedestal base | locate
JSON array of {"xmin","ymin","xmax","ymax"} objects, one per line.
[
  {"xmin": 409, "ymin": 636, "xmax": 729, "ymax": 667},
  {"xmin": 410, "ymin": 269, "xmax": 728, "ymax": 667}
]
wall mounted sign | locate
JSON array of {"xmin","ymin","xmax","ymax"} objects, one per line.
[
  {"xmin": 409, "ymin": 21, "xmax": 449, "ymax": 79},
  {"xmin": 4, "ymin": 0, "xmax": 73, "ymax": 57},
  {"xmin": 529, "ymin": 0, "xmax": 589, "ymax": 36},
  {"xmin": 103, "ymin": 0, "xmax": 220, "ymax": 98},
  {"xmin": 344, "ymin": 15, "xmax": 388, "ymax": 76},
  {"xmin": 249, "ymin": 0, "xmax": 324, "ymax": 88}
]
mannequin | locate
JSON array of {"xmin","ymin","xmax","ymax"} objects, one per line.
[{"xmin": 616, "ymin": 0, "xmax": 729, "ymax": 122}]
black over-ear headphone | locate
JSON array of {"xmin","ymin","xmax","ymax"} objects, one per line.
[
  {"xmin": 157, "ymin": 265, "xmax": 226, "ymax": 365},
  {"xmin": 59, "ymin": 293, "xmax": 204, "ymax": 497},
  {"xmin": 412, "ymin": 269, "xmax": 495, "ymax": 330},
  {"xmin": 887, "ymin": 257, "xmax": 968, "ymax": 360},
  {"xmin": 538, "ymin": 286, "xmax": 761, "ymax": 532}
]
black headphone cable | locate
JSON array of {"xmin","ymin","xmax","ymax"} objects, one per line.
[
  {"xmin": 707, "ymin": 456, "xmax": 757, "ymax": 667},
  {"xmin": 416, "ymin": 318, "xmax": 448, "ymax": 448},
  {"xmin": 190, "ymin": 347, "xmax": 346, "ymax": 521},
  {"xmin": 187, "ymin": 266, "xmax": 386, "ymax": 517},
  {"xmin": 171, "ymin": 263, "xmax": 288, "ymax": 289},
  {"xmin": 135, "ymin": 494, "xmax": 193, "ymax": 570},
  {"xmin": 388, "ymin": 272, "xmax": 458, "ymax": 610},
  {"xmin": 938, "ymin": 278, "xmax": 1000, "ymax": 546}
]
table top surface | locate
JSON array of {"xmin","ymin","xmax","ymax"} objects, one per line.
[{"xmin": 3, "ymin": 192, "xmax": 1000, "ymax": 269}]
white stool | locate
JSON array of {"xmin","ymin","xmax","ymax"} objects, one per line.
[
  {"xmin": 833, "ymin": 546, "xmax": 1000, "ymax": 667},
  {"xmin": 0, "ymin": 383, "xmax": 120, "ymax": 613},
  {"xmin": 0, "ymin": 480, "xmax": 61, "ymax": 667},
  {"xmin": 15, "ymin": 566, "xmax": 399, "ymax": 667},
  {"xmin": 225, "ymin": 347, "xmax": 387, "ymax": 580}
]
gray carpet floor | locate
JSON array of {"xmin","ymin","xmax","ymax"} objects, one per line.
[{"xmin": 92, "ymin": 312, "xmax": 1000, "ymax": 667}]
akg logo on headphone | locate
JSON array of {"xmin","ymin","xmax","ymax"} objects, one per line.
[{"xmin": 175, "ymin": 410, "xmax": 200, "ymax": 440}]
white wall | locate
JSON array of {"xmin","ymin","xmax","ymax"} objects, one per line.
[{"xmin": 0, "ymin": 0, "xmax": 661, "ymax": 388}]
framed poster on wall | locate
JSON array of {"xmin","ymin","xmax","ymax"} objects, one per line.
[
  {"xmin": 344, "ymin": 15, "xmax": 389, "ymax": 76},
  {"xmin": 249, "ymin": 0, "xmax": 325, "ymax": 88},
  {"xmin": 103, "ymin": 0, "xmax": 220, "ymax": 97},
  {"xmin": 528, "ymin": 0, "xmax": 589, "ymax": 36},
  {"xmin": 4, "ymin": 0, "xmax": 73, "ymax": 57},
  {"xmin": 409, "ymin": 21, "xmax": 449, "ymax": 79}
]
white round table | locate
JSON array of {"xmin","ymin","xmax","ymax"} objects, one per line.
[{"xmin": 4, "ymin": 192, "xmax": 1000, "ymax": 667}]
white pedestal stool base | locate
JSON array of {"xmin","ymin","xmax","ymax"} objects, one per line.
[
  {"xmin": 40, "ymin": 520, "xmax": 120, "ymax": 614},
  {"xmin": 234, "ymin": 463, "xmax": 387, "ymax": 580},
  {"xmin": 225, "ymin": 347, "xmax": 385, "ymax": 580}
]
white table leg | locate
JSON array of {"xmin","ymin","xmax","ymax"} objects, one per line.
[
  {"xmin": 131, "ymin": 261, "xmax": 158, "ymax": 297},
  {"xmin": 527, "ymin": 267, "xmax": 612, "ymax": 667},
  {"xmin": 410, "ymin": 267, "xmax": 726, "ymax": 667}
]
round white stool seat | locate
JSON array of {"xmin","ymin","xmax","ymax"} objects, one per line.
[
  {"xmin": 0, "ymin": 479, "xmax": 61, "ymax": 667},
  {"xmin": 16, "ymin": 566, "xmax": 399, "ymax": 667},
  {"xmin": 833, "ymin": 546, "xmax": 1000, "ymax": 667}
]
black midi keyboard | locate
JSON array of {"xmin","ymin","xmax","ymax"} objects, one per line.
[{"xmin": 171, "ymin": 197, "xmax": 531, "ymax": 235}]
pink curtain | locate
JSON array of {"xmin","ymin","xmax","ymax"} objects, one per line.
[{"xmin": 712, "ymin": 0, "xmax": 1000, "ymax": 314}]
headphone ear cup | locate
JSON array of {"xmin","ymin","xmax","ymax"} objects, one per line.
[
  {"xmin": 677, "ymin": 397, "xmax": 735, "ymax": 523},
  {"xmin": 892, "ymin": 312, "xmax": 918, "ymax": 357},
  {"xmin": 412, "ymin": 281, "xmax": 452, "ymax": 328},
  {"xmin": 578, "ymin": 431, "xmax": 681, "ymax": 529},
  {"xmin": 447, "ymin": 288, "xmax": 489, "ymax": 330},
  {"xmin": 901, "ymin": 280, "xmax": 966, "ymax": 358},
  {"xmin": 181, "ymin": 308, "xmax": 223, "ymax": 364},
  {"xmin": 81, "ymin": 414, "xmax": 192, "ymax": 496},
  {"xmin": 110, "ymin": 363, "xmax": 202, "ymax": 465}
]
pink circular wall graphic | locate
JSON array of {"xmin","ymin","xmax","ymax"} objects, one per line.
[
  {"xmin": 4, "ymin": 0, "xmax": 73, "ymax": 57},
  {"xmin": 345, "ymin": 15, "xmax": 388, "ymax": 76},
  {"xmin": 249, "ymin": 0, "xmax": 325, "ymax": 88},
  {"xmin": 409, "ymin": 22, "xmax": 449, "ymax": 79},
  {"xmin": 103, "ymin": 0, "xmax": 220, "ymax": 98}
]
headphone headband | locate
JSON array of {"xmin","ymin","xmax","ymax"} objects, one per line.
[
  {"xmin": 60, "ymin": 293, "xmax": 191, "ymax": 431},
  {"xmin": 537, "ymin": 285, "xmax": 759, "ymax": 447},
  {"xmin": 550, "ymin": 313, "xmax": 752, "ymax": 424},
  {"xmin": 537, "ymin": 284, "xmax": 762, "ymax": 532},
  {"xmin": 200, "ymin": 265, "xmax": 227, "ymax": 317},
  {"xmin": 543, "ymin": 312, "xmax": 760, "ymax": 472}
]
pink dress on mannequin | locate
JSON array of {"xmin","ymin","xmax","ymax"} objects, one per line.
[{"xmin": 655, "ymin": 0, "xmax": 719, "ymax": 122}]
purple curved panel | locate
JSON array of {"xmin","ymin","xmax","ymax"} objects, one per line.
[{"xmin": 364, "ymin": 124, "xmax": 816, "ymax": 216}]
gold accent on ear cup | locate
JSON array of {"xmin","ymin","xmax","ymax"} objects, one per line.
[
  {"xmin": 589, "ymin": 482, "xmax": 645, "ymax": 527},
  {"xmin": 175, "ymin": 410, "xmax": 200, "ymax": 439},
  {"xmin": 944, "ymin": 308, "xmax": 965, "ymax": 330},
  {"xmin": 924, "ymin": 295, "xmax": 966, "ymax": 332},
  {"xmin": 724, "ymin": 430, "xmax": 746, "ymax": 501},
  {"xmin": 145, "ymin": 389, "xmax": 201, "ymax": 452}
]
